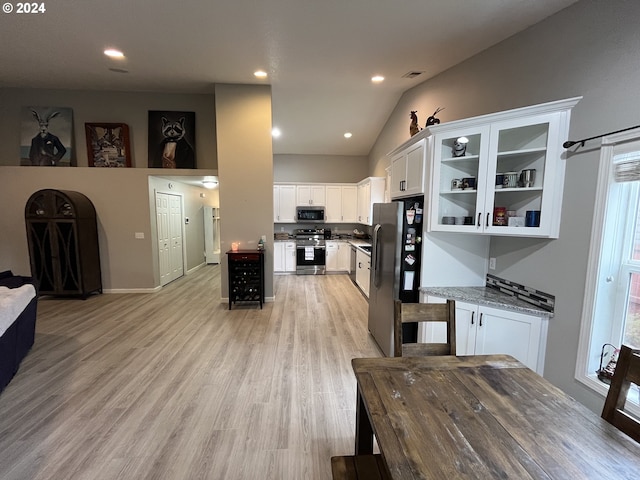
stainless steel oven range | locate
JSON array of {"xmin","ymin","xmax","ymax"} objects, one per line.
[{"xmin": 295, "ymin": 228, "xmax": 326, "ymax": 275}]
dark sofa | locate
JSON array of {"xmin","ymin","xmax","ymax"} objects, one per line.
[{"xmin": 0, "ymin": 270, "xmax": 38, "ymax": 394}]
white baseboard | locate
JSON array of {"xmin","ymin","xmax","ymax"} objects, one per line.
[{"xmin": 187, "ymin": 263, "xmax": 206, "ymax": 275}]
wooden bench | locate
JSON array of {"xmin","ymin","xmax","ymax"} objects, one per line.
[{"xmin": 330, "ymin": 454, "xmax": 391, "ymax": 480}]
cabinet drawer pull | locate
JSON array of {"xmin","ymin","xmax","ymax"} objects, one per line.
[
  {"xmin": 479, "ymin": 313, "xmax": 483, "ymax": 327},
  {"xmin": 486, "ymin": 213, "xmax": 490, "ymax": 227},
  {"xmin": 471, "ymin": 311, "xmax": 475, "ymax": 325},
  {"xmin": 477, "ymin": 213, "xmax": 481, "ymax": 227}
]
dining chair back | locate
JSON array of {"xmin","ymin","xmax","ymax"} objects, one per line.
[
  {"xmin": 601, "ymin": 344, "xmax": 640, "ymax": 443},
  {"xmin": 393, "ymin": 299, "xmax": 456, "ymax": 357}
]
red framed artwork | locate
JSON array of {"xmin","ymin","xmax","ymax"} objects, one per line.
[{"xmin": 85, "ymin": 123, "xmax": 132, "ymax": 167}]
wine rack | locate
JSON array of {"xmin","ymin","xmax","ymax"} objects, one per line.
[{"xmin": 227, "ymin": 250, "xmax": 265, "ymax": 309}]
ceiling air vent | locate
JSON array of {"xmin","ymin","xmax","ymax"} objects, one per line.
[{"xmin": 402, "ymin": 71, "xmax": 424, "ymax": 79}]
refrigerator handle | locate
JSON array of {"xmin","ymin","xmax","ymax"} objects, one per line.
[{"xmin": 372, "ymin": 223, "xmax": 382, "ymax": 288}]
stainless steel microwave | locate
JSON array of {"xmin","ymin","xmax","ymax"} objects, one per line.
[{"xmin": 296, "ymin": 206, "xmax": 325, "ymax": 222}]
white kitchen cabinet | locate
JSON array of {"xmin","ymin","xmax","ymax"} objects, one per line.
[
  {"xmin": 355, "ymin": 249, "xmax": 371, "ymax": 297},
  {"xmin": 274, "ymin": 241, "xmax": 285, "ymax": 272},
  {"xmin": 326, "ymin": 241, "xmax": 339, "ymax": 271},
  {"xmin": 428, "ymin": 97, "xmax": 580, "ymax": 238},
  {"xmin": 327, "ymin": 241, "xmax": 353, "ymax": 272},
  {"xmin": 284, "ymin": 242, "xmax": 296, "ymax": 272},
  {"xmin": 274, "ymin": 241, "xmax": 296, "ymax": 272},
  {"xmin": 357, "ymin": 177, "xmax": 386, "ymax": 226},
  {"xmin": 296, "ymin": 185, "xmax": 326, "ymax": 206},
  {"xmin": 337, "ymin": 242, "xmax": 351, "ymax": 271},
  {"xmin": 326, "ymin": 185, "xmax": 358, "ymax": 223},
  {"xmin": 424, "ymin": 295, "xmax": 548, "ymax": 374},
  {"xmin": 390, "ymin": 138, "xmax": 427, "ymax": 199},
  {"xmin": 274, "ymin": 185, "xmax": 296, "ymax": 223}
]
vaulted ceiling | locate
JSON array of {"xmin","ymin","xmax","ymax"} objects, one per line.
[{"xmin": 0, "ymin": 0, "xmax": 578, "ymax": 156}]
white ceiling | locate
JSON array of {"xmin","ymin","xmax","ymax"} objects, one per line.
[{"xmin": 0, "ymin": 0, "xmax": 578, "ymax": 157}]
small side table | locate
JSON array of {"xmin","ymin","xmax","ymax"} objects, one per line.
[{"xmin": 226, "ymin": 249, "xmax": 265, "ymax": 309}]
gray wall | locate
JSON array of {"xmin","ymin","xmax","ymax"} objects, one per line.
[
  {"xmin": 216, "ymin": 84, "xmax": 275, "ymax": 300},
  {"xmin": 274, "ymin": 154, "xmax": 368, "ymax": 183},
  {"xmin": 369, "ymin": 0, "xmax": 638, "ymax": 413},
  {"xmin": 0, "ymin": 88, "xmax": 220, "ymax": 289},
  {"xmin": 0, "ymin": 88, "xmax": 217, "ymax": 168},
  {"xmin": 0, "ymin": 167, "xmax": 217, "ymax": 290}
]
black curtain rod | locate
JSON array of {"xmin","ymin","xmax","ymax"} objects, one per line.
[{"xmin": 563, "ymin": 124, "xmax": 640, "ymax": 149}]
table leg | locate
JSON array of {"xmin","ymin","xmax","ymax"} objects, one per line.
[{"xmin": 354, "ymin": 386, "xmax": 374, "ymax": 455}]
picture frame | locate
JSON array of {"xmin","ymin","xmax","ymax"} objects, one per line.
[
  {"xmin": 85, "ymin": 123, "xmax": 132, "ymax": 167},
  {"xmin": 148, "ymin": 111, "xmax": 196, "ymax": 169},
  {"xmin": 21, "ymin": 106, "xmax": 75, "ymax": 166}
]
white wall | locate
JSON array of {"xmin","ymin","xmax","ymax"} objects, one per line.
[{"xmin": 368, "ymin": 0, "xmax": 639, "ymax": 413}]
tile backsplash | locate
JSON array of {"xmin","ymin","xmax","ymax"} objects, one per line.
[{"xmin": 486, "ymin": 274, "xmax": 555, "ymax": 313}]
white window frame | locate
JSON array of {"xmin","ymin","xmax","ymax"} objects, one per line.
[{"xmin": 576, "ymin": 129, "xmax": 640, "ymax": 415}]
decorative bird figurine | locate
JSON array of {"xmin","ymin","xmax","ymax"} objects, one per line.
[
  {"xmin": 425, "ymin": 107, "xmax": 444, "ymax": 127},
  {"xmin": 410, "ymin": 111, "xmax": 421, "ymax": 137}
]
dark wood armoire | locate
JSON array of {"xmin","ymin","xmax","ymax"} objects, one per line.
[{"xmin": 25, "ymin": 189, "xmax": 102, "ymax": 298}]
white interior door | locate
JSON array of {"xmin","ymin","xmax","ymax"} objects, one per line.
[
  {"xmin": 169, "ymin": 194, "xmax": 184, "ymax": 280},
  {"xmin": 156, "ymin": 192, "xmax": 184, "ymax": 286},
  {"xmin": 157, "ymin": 193, "xmax": 171, "ymax": 285}
]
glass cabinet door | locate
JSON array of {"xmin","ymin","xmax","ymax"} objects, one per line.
[
  {"xmin": 483, "ymin": 113, "xmax": 561, "ymax": 236},
  {"xmin": 430, "ymin": 125, "xmax": 490, "ymax": 232}
]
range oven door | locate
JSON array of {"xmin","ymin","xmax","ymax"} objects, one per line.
[{"xmin": 296, "ymin": 245, "xmax": 326, "ymax": 274}]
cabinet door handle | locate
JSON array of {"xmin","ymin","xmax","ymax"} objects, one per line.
[
  {"xmin": 486, "ymin": 213, "xmax": 490, "ymax": 227},
  {"xmin": 477, "ymin": 213, "xmax": 481, "ymax": 227},
  {"xmin": 479, "ymin": 313, "xmax": 483, "ymax": 327},
  {"xmin": 471, "ymin": 311, "xmax": 475, "ymax": 325}
]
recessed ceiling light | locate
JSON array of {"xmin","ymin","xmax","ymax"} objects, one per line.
[
  {"xmin": 254, "ymin": 70, "xmax": 268, "ymax": 78},
  {"xmin": 104, "ymin": 49, "xmax": 124, "ymax": 58},
  {"xmin": 371, "ymin": 75, "xmax": 384, "ymax": 83},
  {"xmin": 344, "ymin": 132, "xmax": 352, "ymax": 138},
  {"xmin": 272, "ymin": 127, "xmax": 281, "ymax": 138},
  {"xmin": 202, "ymin": 180, "xmax": 218, "ymax": 189}
]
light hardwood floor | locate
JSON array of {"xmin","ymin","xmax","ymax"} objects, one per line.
[{"xmin": 0, "ymin": 267, "xmax": 382, "ymax": 479}]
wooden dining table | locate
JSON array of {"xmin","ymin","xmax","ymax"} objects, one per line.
[{"xmin": 352, "ymin": 355, "xmax": 640, "ymax": 479}]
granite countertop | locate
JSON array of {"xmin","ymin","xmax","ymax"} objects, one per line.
[
  {"xmin": 346, "ymin": 238, "xmax": 371, "ymax": 247},
  {"xmin": 421, "ymin": 286, "xmax": 553, "ymax": 319}
]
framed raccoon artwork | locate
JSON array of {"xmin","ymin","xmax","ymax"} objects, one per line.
[
  {"xmin": 148, "ymin": 111, "xmax": 196, "ymax": 169},
  {"xmin": 85, "ymin": 123, "xmax": 132, "ymax": 167},
  {"xmin": 20, "ymin": 106, "xmax": 75, "ymax": 166}
]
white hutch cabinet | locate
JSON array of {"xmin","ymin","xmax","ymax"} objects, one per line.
[{"xmin": 428, "ymin": 97, "xmax": 581, "ymax": 238}]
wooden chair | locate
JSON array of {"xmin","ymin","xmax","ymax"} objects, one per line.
[
  {"xmin": 393, "ymin": 299, "xmax": 456, "ymax": 357},
  {"xmin": 601, "ymin": 344, "xmax": 640, "ymax": 442}
]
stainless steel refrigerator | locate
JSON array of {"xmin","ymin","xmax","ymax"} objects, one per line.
[{"xmin": 367, "ymin": 196, "xmax": 423, "ymax": 356}]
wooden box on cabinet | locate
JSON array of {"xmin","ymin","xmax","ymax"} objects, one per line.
[
  {"xmin": 25, "ymin": 189, "xmax": 102, "ymax": 298},
  {"xmin": 227, "ymin": 250, "xmax": 265, "ymax": 309}
]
